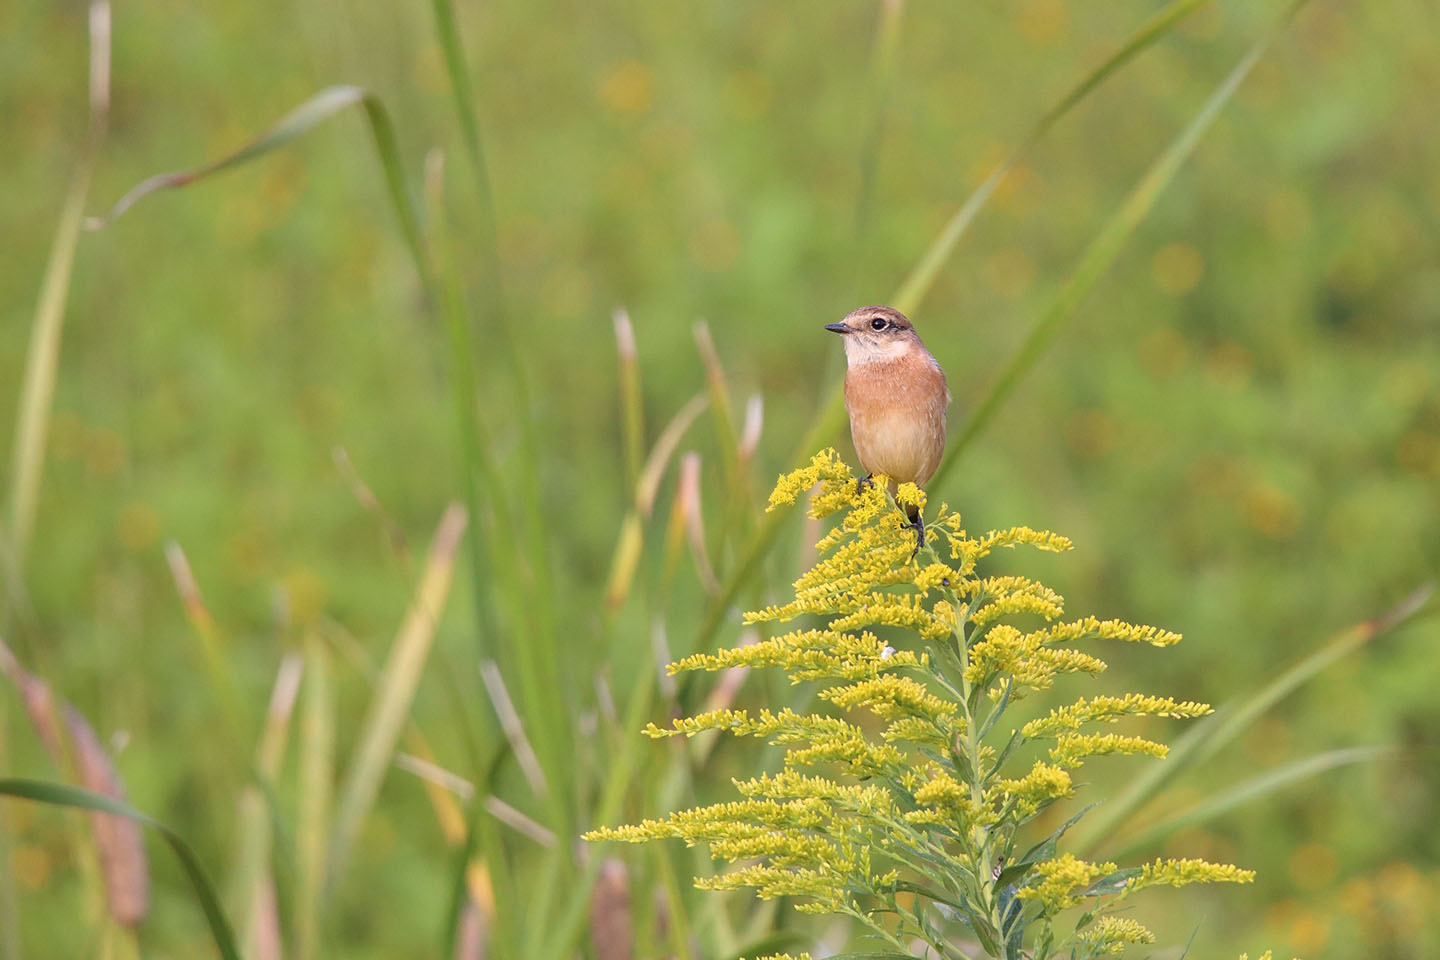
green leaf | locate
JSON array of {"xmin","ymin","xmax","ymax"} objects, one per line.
[
  {"xmin": 1108, "ymin": 745, "xmax": 1394, "ymax": 859},
  {"xmin": 1073, "ymin": 583, "xmax": 1433, "ymax": 854},
  {"xmin": 998, "ymin": 804, "xmax": 1098, "ymax": 889},
  {"xmin": 86, "ymin": 85, "xmax": 434, "ymax": 296},
  {"xmin": 327, "ymin": 504, "xmax": 468, "ymax": 887},
  {"xmin": 0, "ymin": 779, "xmax": 240, "ymax": 960},
  {"xmin": 927, "ymin": 0, "xmax": 1311, "ymax": 489},
  {"xmin": 891, "ymin": 0, "xmax": 1215, "ymax": 316}
]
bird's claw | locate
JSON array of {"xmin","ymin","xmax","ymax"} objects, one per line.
[
  {"xmin": 902, "ymin": 514, "xmax": 926, "ymax": 558},
  {"xmin": 856, "ymin": 474, "xmax": 875, "ymax": 496}
]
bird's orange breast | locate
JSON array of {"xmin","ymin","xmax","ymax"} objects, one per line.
[{"xmin": 843, "ymin": 352, "xmax": 949, "ymax": 488}]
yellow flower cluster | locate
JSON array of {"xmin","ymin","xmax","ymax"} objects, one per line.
[
  {"xmin": 996, "ymin": 761, "xmax": 1074, "ymax": 816},
  {"xmin": 966, "ymin": 623, "xmax": 1110, "ymax": 696},
  {"xmin": 1132, "ymin": 857, "xmax": 1256, "ymax": 890},
  {"xmin": 1023, "ymin": 693, "xmax": 1213, "ymax": 739},
  {"xmin": 1077, "ymin": 916, "xmax": 1156, "ymax": 953},
  {"xmin": 645, "ymin": 707, "xmax": 905, "ymax": 775},
  {"xmin": 1015, "ymin": 853, "xmax": 1119, "ymax": 913},
  {"xmin": 590, "ymin": 449, "xmax": 1253, "ymax": 955},
  {"xmin": 1014, "ymin": 852, "xmax": 1255, "ymax": 917},
  {"xmin": 1049, "ymin": 732, "xmax": 1168, "ymax": 768},
  {"xmin": 669, "ymin": 627, "xmax": 927, "ymax": 684}
]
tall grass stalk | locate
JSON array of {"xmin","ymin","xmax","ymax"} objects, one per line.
[
  {"xmin": 0, "ymin": 779, "xmax": 240, "ymax": 960},
  {"xmin": 295, "ymin": 634, "xmax": 334, "ymax": 960},
  {"xmin": 1073, "ymin": 582, "xmax": 1434, "ymax": 855},
  {"xmin": 928, "ymin": 0, "xmax": 1308, "ymax": 489},
  {"xmin": 855, "ymin": 0, "xmax": 905, "ymax": 237},
  {"xmin": 614, "ymin": 309, "xmax": 647, "ymax": 491},
  {"xmin": 327, "ymin": 503, "xmax": 467, "ymax": 887},
  {"xmin": 233, "ymin": 654, "xmax": 302, "ymax": 958},
  {"xmin": 6, "ymin": 0, "xmax": 109, "ymax": 583},
  {"xmin": 425, "ymin": 152, "xmax": 572, "ymax": 849}
]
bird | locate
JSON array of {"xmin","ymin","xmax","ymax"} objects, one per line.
[{"xmin": 825, "ymin": 305, "xmax": 950, "ymax": 548}]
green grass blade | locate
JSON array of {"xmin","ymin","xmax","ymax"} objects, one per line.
[
  {"xmin": 425, "ymin": 153, "xmax": 568, "ymax": 841},
  {"xmin": 927, "ymin": 0, "xmax": 1308, "ymax": 490},
  {"xmin": 86, "ymin": 85, "xmax": 435, "ymax": 296},
  {"xmin": 0, "ymin": 800, "xmax": 19, "ymax": 960},
  {"xmin": 1109, "ymin": 745, "xmax": 1394, "ymax": 859},
  {"xmin": 1074, "ymin": 583, "xmax": 1433, "ymax": 855},
  {"xmin": 614, "ymin": 309, "xmax": 647, "ymax": 493},
  {"xmin": 6, "ymin": 176, "xmax": 89, "ymax": 574},
  {"xmin": 296, "ymin": 635, "xmax": 334, "ymax": 960},
  {"xmin": 427, "ymin": 0, "xmax": 494, "ymax": 215},
  {"xmin": 1193, "ymin": 583, "xmax": 1433, "ymax": 770},
  {"xmin": 693, "ymin": 322, "xmax": 746, "ymax": 541},
  {"xmin": 0, "ymin": 779, "xmax": 240, "ymax": 960},
  {"xmin": 426, "ymin": 0, "xmax": 553, "ymax": 686},
  {"xmin": 423, "ymin": 152, "xmax": 510, "ymax": 654},
  {"xmin": 5, "ymin": 0, "xmax": 110, "ymax": 576},
  {"xmin": 855, "ymin": 0, "xmax": 906, "ymax": 237},
  {"xmin": 327, "ymin": 503, "xmax": 467, "ymax": 888},
  {"xmin": 891, "ymin": 0, "xmax": 1213, "ymax": 315},
  {"xmin": 233, "ymin": 655, "xmax": 302, "ymax": 953},
  {"xmin": 695, "ymin": 0, "xmax": 1224, "ymax": 652}
]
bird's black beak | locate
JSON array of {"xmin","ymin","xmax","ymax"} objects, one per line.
[{"xmin": 824, "ymin": 322, "xmax": 849, "ymax": 334}]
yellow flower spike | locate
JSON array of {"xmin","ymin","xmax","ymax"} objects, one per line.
[
  {"xmin": 1078, "ymin": 916, "xmax": 1156, "ymax": 953},
  {"xmin": 818, "ymin": 674, "xmax": 958, "ymax": 723},
  {"xmin": 977, "ymin": 526, "xmax": 1074, "ymax": 556},
  {"xmin": 592, "ymin": 449, "xmax": 1245, "ymax": 953},
  {"xmin": 997, "ymin": 762, "xmax": 1073, "ymax": 817},
  {"xmin": 1041, "ymin": 615, "xmax": 1183, "ymax": 647},
  {"xmin": 1023, "ymin": 694, "xmax": 1212, "ymax": 739},
  {"xmin": 766, "ymin": 449, "xmax": 854, "ymax": 512},
  {"xmin": 1049, "ymin": 732, "xmax": 1168, "ymax": 769},
  {"xmin": 1130, "ymin": 858, "xmax": 1256, "ymax": 890},
  {"xmin": 1016, "ymin": 853, "xmax": 1118, "ymax": 914}
]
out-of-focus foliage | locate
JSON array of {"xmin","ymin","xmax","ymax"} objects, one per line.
[{"xmin": 1, "ymin": 0, "xmax": 1437, "ymax": 957}]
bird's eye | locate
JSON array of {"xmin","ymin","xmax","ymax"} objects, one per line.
[{"xmin": 870, "ymin": 317, "xmax": 888, "ymax": 331}]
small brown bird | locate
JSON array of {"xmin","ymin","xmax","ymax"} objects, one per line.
[{"xmin": 825, "ymin": 305, "xmax": 950, "ymax": 545}]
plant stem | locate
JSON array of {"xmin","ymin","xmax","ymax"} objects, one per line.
[{"xmin": 919, "ymin": 525, "xmax": 1006, "ymax": 955}]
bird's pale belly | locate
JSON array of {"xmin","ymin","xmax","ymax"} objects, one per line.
[{"xmin": 851, "ymin": 407, "xmax": 943, "ymax": 487}]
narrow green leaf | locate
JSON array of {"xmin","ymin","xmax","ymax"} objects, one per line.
[
  {"xmin": 1192, "ymin": 583, "xmax": 1433, "ymax": 771},
  {"xmin": 295, "ymin": 636, "xmax": 334, "ymax": 960},
  {"xmin": 6, "ymin": 176, "xmax": 88, "ymax": 574},
  {"xmin": 891, "ymin": 0, "xmax": 1213, "ymax": 315},
  {"xmin": 423, "ymin": 152, "xmax": 510, "ymax": 654},
  {"xmin": 1110, "ymin": 745, "xmax": 1394, "ymax": 858},
  {"xmin": 86, "ymin": 85, "xmax": 434, "ymax": 296},
  {"xmin": 696, "ymin": 0, "xmax": 1226, "ymax": 654},
  {"xmin": 614, "ymin": 309, "xmax": 647, "ymax": 492},
  {"xmin": 0, "ymin": 779, "xmax": 240, "ymax": 960},
  {"xmin": 854, "ymin": 0, "xmax": 906, "ymax": 237},
  {"xmin": 327, "ymin": 503, "xmax": 467, "ymax": 887},
  {"xmin": 5, "ymin": 0, "xmax": 110, "ymax": 579},
  {"xmin": 426, "ymin": 154, "xmax": 570, "ymax": 849},
  {"xmin": 928, "ymin": 0, "xmax": 1309, "ymax": 489},
  {"xmin": 1074, "ymin": 583, "xmax": 1433, "ymax": 854}
]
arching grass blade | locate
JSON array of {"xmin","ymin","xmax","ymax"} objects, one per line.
[{"xmin": 0, "ymin": 779, "xmax": 240, "ymax": 960}]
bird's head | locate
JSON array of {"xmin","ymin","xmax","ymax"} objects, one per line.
[{"xmin": 824, "ymin": 305, "xmax": 926, "ymax": 365}]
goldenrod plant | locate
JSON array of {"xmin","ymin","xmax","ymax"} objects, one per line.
[{"xmin": 590, "ymin": 450, "xmax": 1254, "ymax": 959}]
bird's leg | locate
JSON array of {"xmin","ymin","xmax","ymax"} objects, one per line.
[
  {"xmin": 902, "ymin": 502, "xmax": 925, "ymax": 556},
  {"xmin": 856, "ymin": 474, "xmax": 875, "ymax": 496}
]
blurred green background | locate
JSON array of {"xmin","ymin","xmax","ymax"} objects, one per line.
[{"xmin": 2, "ymin": 0, "xmax": 1438, "ymax": 957}]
